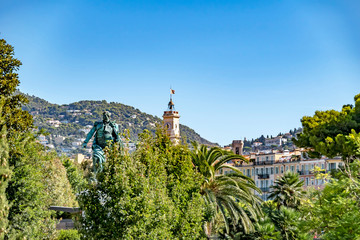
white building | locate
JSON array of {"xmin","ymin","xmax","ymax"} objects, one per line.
[{"xmin": 265, "ymin": 136, "xmax": 287, "ymax": 147}]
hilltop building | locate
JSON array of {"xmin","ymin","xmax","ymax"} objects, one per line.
[
  {"xmin": 265, "ymin": 136, "xmax": 287, "ymax": 147},
  {"xmin": 163, "ymin": 96, "xmax": 181, "ymax": 145}
]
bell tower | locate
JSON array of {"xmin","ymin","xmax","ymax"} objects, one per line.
[{"xmin": 163, "ymin": 95, "xmax": 180, "ymax": 145}]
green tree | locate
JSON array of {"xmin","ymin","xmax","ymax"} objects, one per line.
[
  {"xmin": 62, "ymin": 158, "xmax": 87, "ymax": 194},
  {"xmin": 190, "ymin": 142, "xmax": 262, "ymax": 236},
  {"xmin": 6, "ymin": 134, "xmax": 77, "ymax": 239},
  {"xmin": 300, "ymin": 160, "xmax": 360, "ymax": 240},
  {"xmin": 294, "ymin": 93, "xmax": 360, "ymax": 161},
  {"xmin": 78, "ymin": 130, "xmax": 206, "ymax": 239},
  {"xmin": 293, "ymin": 93, "xmax": 360, "ymax": 239},
  {"xmin": 0, "ymin": 38, "xmax": 77, "ymax": 239},
  {"xmin": 268, "ymin": 172, "xmax": 304, "ymax": 209},
  {"xmin": 0, "ymin": 39, "xmax": 33, "ymax": 139},
  {"xmin": 218, "ymin": 215, "xmax": 281, "ymax": 240},
  {"xmin": 265, "ymin": 205, "xmax": 309, "ymax": 240},
  {"xmin": 0, "ymin": 100, "xmax": 11, "ymax": 239}
]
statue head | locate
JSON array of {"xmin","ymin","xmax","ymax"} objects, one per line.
[{"xmin": 103, "ymin": 111, "xmax": 111, "ymax": 123}]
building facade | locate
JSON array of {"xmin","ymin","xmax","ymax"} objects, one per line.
[{"xmin": 223, "ymin": 149, "xmax": 343, "ymax": 201}]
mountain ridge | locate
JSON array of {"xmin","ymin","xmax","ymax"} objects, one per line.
[{"xmin": 21, "ymin": 93, "xmax": 218, "ymax": 155}]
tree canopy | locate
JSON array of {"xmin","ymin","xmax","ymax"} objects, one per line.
[
  {"xmin": 78, "ymin": 131, "xmax": 207, "ymax": 239},
  {"xmin": 295, "ymin": 93, "xmax": 360, "ymax": 160}
]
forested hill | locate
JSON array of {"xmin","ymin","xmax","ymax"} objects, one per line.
[{"xmin": 22, "ymin": 93, "xmax": 218, "ymax": 146}]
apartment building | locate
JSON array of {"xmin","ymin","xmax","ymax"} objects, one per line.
[{"xmin": 226, "ymin": 149, "xmax": 343, "ymax": 201}]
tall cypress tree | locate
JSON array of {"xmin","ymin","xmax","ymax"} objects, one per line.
[
  {"xmin": 0, "ymin": 100, "xmax": 11, "ymax": 239},
  {"xmin": 0, "ymin": 38, "xmax": 32, "ymax": 239},
  {"xmin": 0, "ymin": 38, "xmax": 33, "ymax": 140}
]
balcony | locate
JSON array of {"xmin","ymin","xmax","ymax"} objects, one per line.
[
  {"xmin": 253, "ymin": 160, "xmax": 274, "ymax": 166},
  {"xmin": 260, "ymin": 187, "xmax": 270, "ymax": 192},
  {"xmin": 297, "ymin": 170, "xmax": 311, "ymax": 175},
  {"xmin": 257, "ymin": 173, "xmax": 270, "ymax": 179}
]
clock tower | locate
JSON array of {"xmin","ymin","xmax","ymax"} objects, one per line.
[{"xmin": 163, "ymin": 96, "xmax": 180, "ymax": 145}]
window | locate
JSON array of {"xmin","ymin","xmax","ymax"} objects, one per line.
[
  {"xmin": 321, "ymin": 163, "xmax": 324, "ymax": 169},
  {"xmin": 296, "ymin": 165, "xmax": 299, "ymax": 172},
  {"xmin": 271, "ymin": 167, "xmax": 274, "ymax": 174},
  {"xmin": 261, "ymin": 168, "xmax": 264, "ymax": 174},
  {"xmin": 286, "ymin": 166, "xmax": 289, "ymax": 172},
  {"xmin": 306, "ymin": 177, "xmax": 309, "ymax": 186},
  {"xmin": 271, "ymin": 156, "xmax": 274, "ymax": 160},
  {"xmin": 257, "ymin": 157, "xmax": 259, "ymax": 162},
  {"xmin": 270, "ymin": 180, "xmax": 273, "ymax": 186},
  {"xmin": 311, "ymin": 178, "xmax": 314, "ymax": 185},
  {"xmin": 247, "ymin": 169, "xmax": 250, "ymax": 177},
  {"xmin": 329, "ymin": 163, "xmax": 336, "ymax": 170},
  {"xmin": 243, "ymin": 169, "xmax": 246, "ymax": 175},
  {"xmin": 265, "ymin": 168, "xmax": 268, "ymax": 174},
  {"xmin": 252, "ymin": 169, "xmax": 254, "ymax": 176},
  {"xmin": 256, "ymin": 181, "xmax": 259, "ymax": 186},
  {"xmin": 266, "ymin": 156, "xmax": 269, "ymax": 161},
  {"xmin": 275, "ymin": 167, "xmax": 279, "ymax": 174},
  {"xmin": 235, "ymin": 147, "xmax": 239, "ymax": 155},
  {"xmin": 291, "ymin": 166, "xmax": 295, "ymax": 172},
  {"xmin": 256, "ymin": 169, "xmax": 259, "ymax": 174},
  {"xmin": 281, "ymin": 166, "xmax": 284, "ymax": 173}
]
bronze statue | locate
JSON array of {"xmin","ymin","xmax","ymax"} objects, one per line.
[{"xmin": 82, "ymin": 111, "xmax": 120, "ymax": 173}]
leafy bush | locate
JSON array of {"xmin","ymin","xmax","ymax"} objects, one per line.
[{"xmin": 57, "ymin": 229, "xmax": 80, "ymax": 240}]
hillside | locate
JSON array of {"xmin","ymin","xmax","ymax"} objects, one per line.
[{"xmin": 22, "ymin": 93, "xmax": 218, "ymax": 155}]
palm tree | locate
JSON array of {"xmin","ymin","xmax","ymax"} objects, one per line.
[
  {"xmin": 190, "ymin": 142, "xmax": 262, "ymax": 236},
  {"xmin": 268, "ymin": 172, "xmax": 304, "ymax": 209}
]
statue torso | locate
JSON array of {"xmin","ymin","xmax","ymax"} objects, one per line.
[{"xmin": 94, "ymin": 122, "xmax": 115, "ymax": 148}]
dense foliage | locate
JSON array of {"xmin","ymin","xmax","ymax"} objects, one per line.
[
  {"xmin": 6, "ymin": 133, "xmax": 78, "ymax": 239},
  {"xmin": 0, "ymin": 39, "xmax": 33, "ymax": 139},
  {"xmin": 295, "ymin": 94, "xmax": 360, "ymax": 160},
  {"xmin": 219, "ymin": 174, "xmax": 309, "ymax": 240},
  {"xmin": 78, "ymin": 130, "xmax": 207, "ymax": 239},
  {"xmin": 191, "ymin": 142, "xmax": 262, "ymax": 236},
  {"xmin": 300, "ymin": 161, "xmax": 360, "ymax": 239},
  {"xmin": 268, "ymin": 172, "xmax": 305, "ymax": 209},
  {"xmin": 1, "ymin": 38, "xmax": 77, "ymax": 239},
  {"xmin": 0, "ymin": 101, "xmax": 11, "ymax": 239}
]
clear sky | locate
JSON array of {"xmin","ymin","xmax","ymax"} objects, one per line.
[{"xmin": 1, "ymin": 0, "xmax": 359, "ymax": 146}]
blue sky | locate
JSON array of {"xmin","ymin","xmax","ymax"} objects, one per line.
[{"xmin": 1, "ymin": 0, "xmax": 359, "ymax": 145}]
